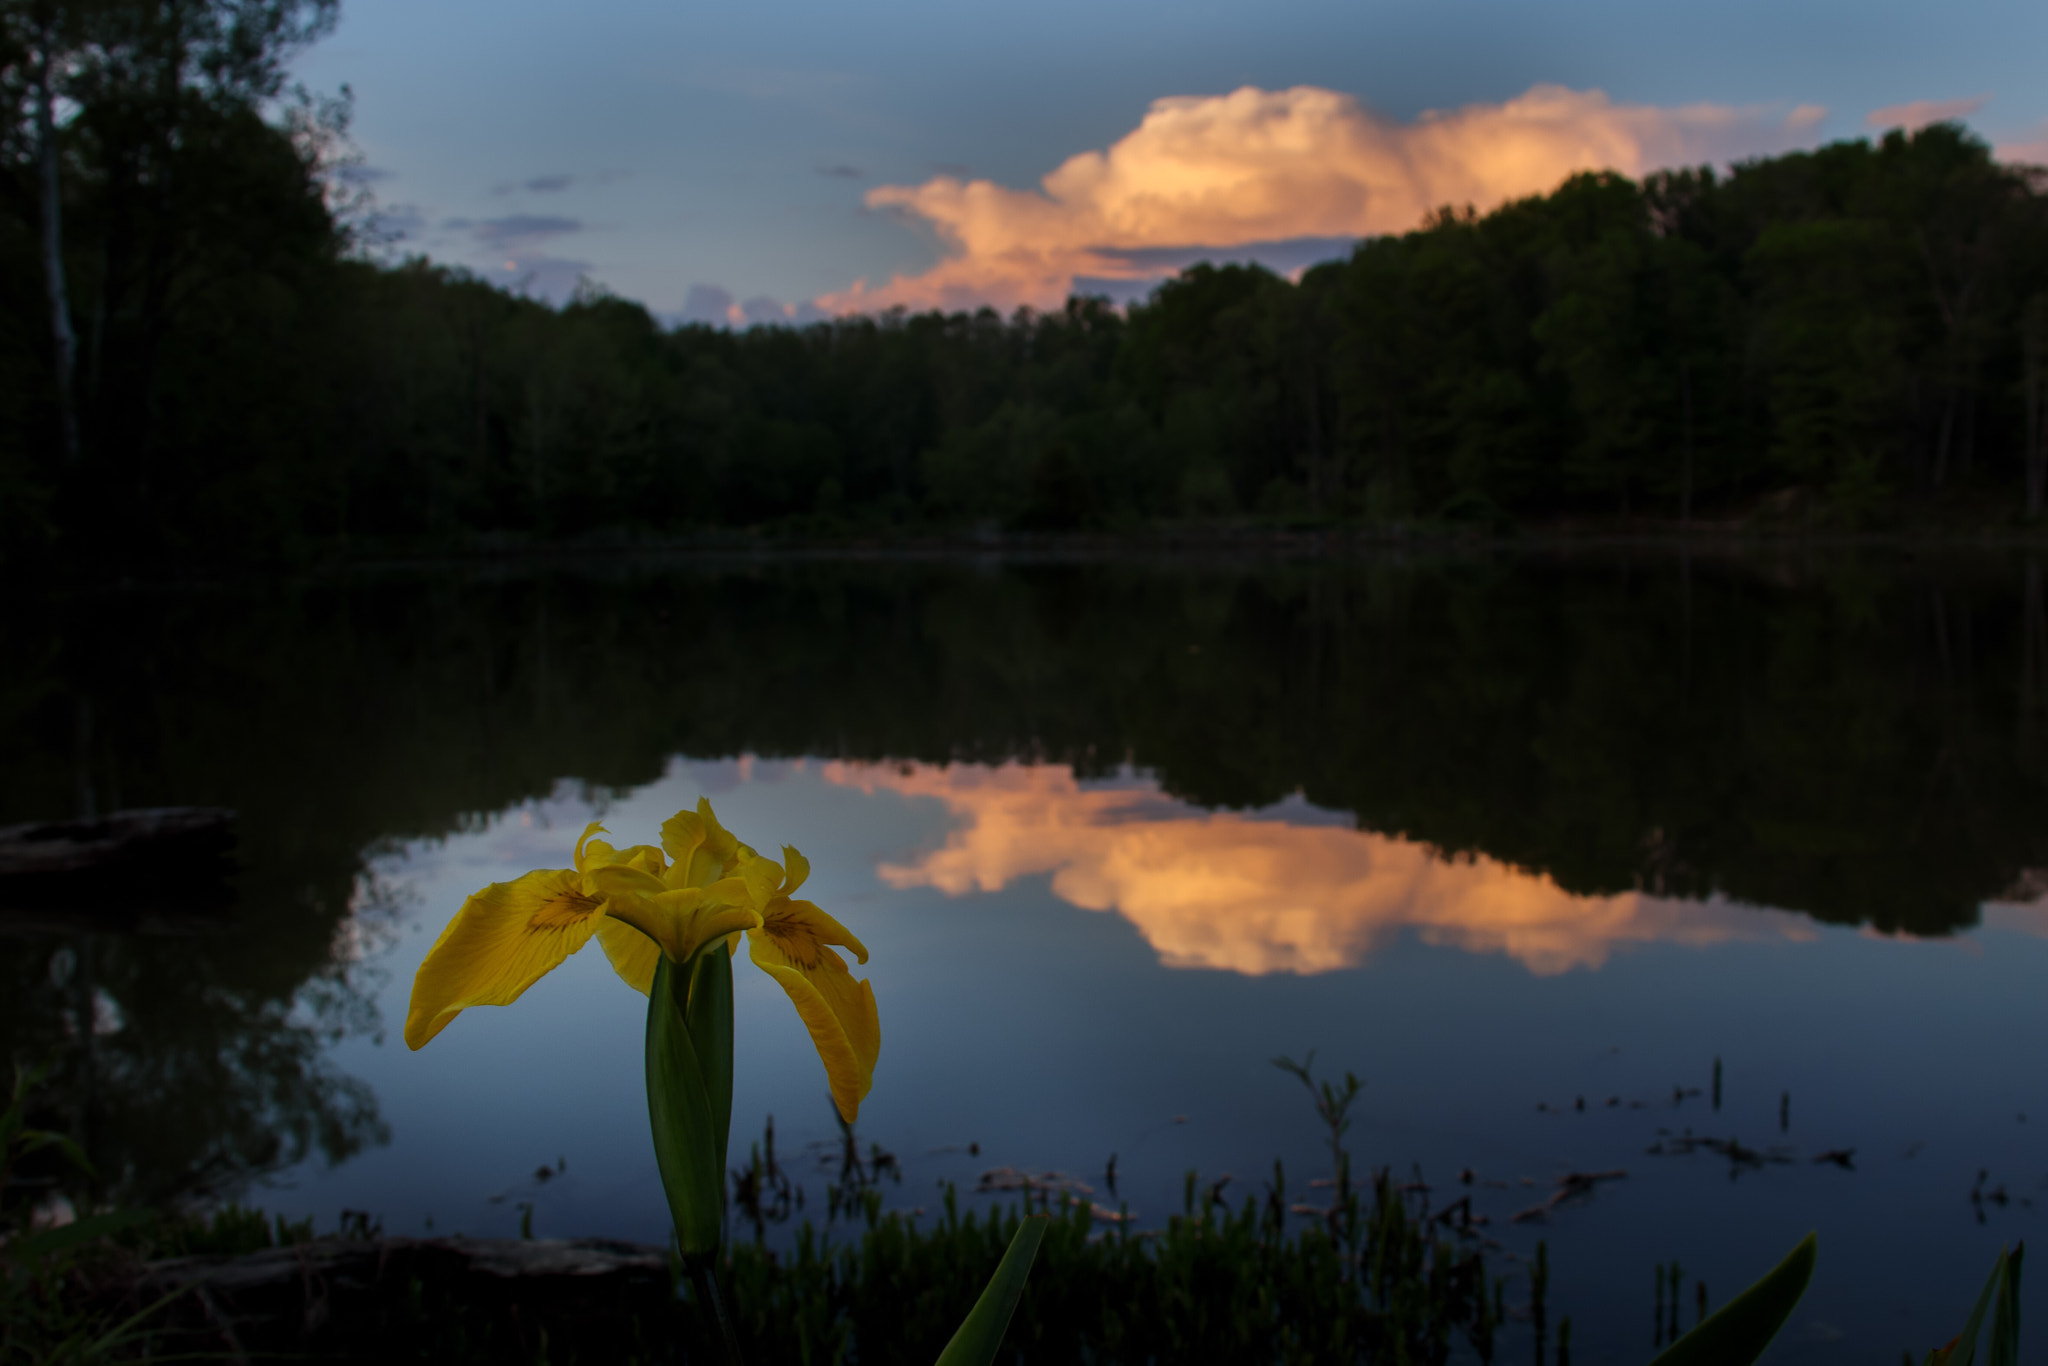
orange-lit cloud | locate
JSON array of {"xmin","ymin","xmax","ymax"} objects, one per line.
[
  {"xmin": 1981, "ymin": 896, "xmax": 2048, "ymax": 940},
  {"xmin": 1998, "ymin": 120, "xmax": 2048, "ymax": 167},
  {"xmin": 816, "ymin": 84, "xmax": 1828, "ymax": 315},
  {"xmin": 1866, "ymin": 96, "xmax": 1987, "ymax": 132},
  {"xmin": 825, "ymin": 760, "xmax": 1813, "ymax": 975}
]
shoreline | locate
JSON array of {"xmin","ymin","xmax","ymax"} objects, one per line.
[{"xmin": 28, "ymin": 518, "xmax": 2048, "ymax": 595}]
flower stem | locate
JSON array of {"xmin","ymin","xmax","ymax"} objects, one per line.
[{"xmin": 686, "ymin": 1254, "xmax": 745, "ymax": 1366}]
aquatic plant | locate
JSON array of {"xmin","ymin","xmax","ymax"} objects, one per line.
[
  {"xmin": 1913, "ymin": 1242, "xmax": 2024, "ymax": 1366},
  {"xmin": 405, "ymin": 799, "xmax": 1035, "ymax": 1364}
]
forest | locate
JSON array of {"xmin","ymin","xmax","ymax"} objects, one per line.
[{"xmin": 8, "ymin": 0, "xmax": 2048, "ymax": 568}]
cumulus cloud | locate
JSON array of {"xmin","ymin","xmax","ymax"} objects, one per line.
[
  {"xmin": 441, "ymin": 216, "xmax": 591, "ymax": 301},
  {"xmin": 494, "ymin": 255, "xmax": 595, "ymax": 302},
  {"xmin": 671, "ymin": 283, "xmax": 828, "ymax": 329},
  {"xmin": 1866, "ymin": 96, "xmax": 1987, "ymax": 132},
  {"xmin": 826, "ymin": 759, "xmax": 1813, "ymax": 976},
  {"xmin": 817, "ymin": 83, "xmax": 1830, "ymax": 315},
  {"xmin": 1998, "ymin": 119, "xmax": 2048, "ymax": 166},
  {"xmin": 677, "ymin": 283, "xmax": 739, "ymax": 326}
]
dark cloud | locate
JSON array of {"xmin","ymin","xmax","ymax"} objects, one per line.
[
  {"xmin": 928, "ymin": 162, "xmax": 970, "ymax": 177},
  {"xmin": 491, "ymin": 170, "xmax": 633, "ymax": 196},
  {"xmin": 739, "ymin": 295, "xmax": 794, "ymax": 326},
  {"xmin": 450, "ymin": 215, "xmax": 584, "ymax": 248},
  {"xmin": 366, "ymin": 203, "xmax": 429, "ymax": 240},
  {"xmin": 339, "ymin": 164, "xmax": 395, "ymax": 185},
  {"xmin": 1069, "ymin": 274, "xmax": 1171, "ymax": 307},
  {"xmin": 489, "ymin": 254, "xmax": 595, "ymax": 304},
  {"xmin": 669, "ymin": 286, "xmax": 827, "ymax": 330},
  {"xmin": 1095, "ymin": 235, "xmax": 1357, "ymax": 277},
  {"xmin": 815, "ymin": 163, "xmax": 864, "ymax": 180},
  {"xmin": 677, "ymin": 283, "xmax": 737, "ymax": 326}
]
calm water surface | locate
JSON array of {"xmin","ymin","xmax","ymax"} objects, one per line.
[{"xmin": 5, "ymin": 551, "xmax": 2046, "ymax": 1363}]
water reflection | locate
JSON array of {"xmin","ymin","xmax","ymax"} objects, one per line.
[
  {"xmin": 0, "ymin": 924, "xmax": 388, "ymax": 1208},
  {"xmin": 6, "ymin": 550, "xmax": 2048, "ymax": 1218},
  {"xmin": 831, "ymin": 759, "xmax": 1814, "ymax": 974}
]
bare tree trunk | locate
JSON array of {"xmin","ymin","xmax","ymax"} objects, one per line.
[
  {"xmin": 2023, "ymin": 557, "xmax": 2043, "ymax": 751},
  {"xmin": 1679, "ymin": 357, "xmax": 1694, "ymax": 529},
  {"xmin": 1932, "ymin": 394, "xmax": 1954, "ymax": 488},
  {"xmin": 1304, "ymin": 354, "xmax": 1324, "ymax": 519},
  {"xmin": 34, "ymin": 13, "xmax": 80, "ymax": 464},
  {"xmin": 2024, "ymin": 297, "xmax": 2048, "ymax": 517}
]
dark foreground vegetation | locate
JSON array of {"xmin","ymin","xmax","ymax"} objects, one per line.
[
  {"xmin": 5, "ymin": 1055, "xmax": 1507, "ymax": 1365},
  {"xmin": 102, "ymin": 1183, "xmax": 1497, "ymax": 1365},
  {"xmin": 9, "ymin": 0, "xmax": 2048, "ymax": 569}
]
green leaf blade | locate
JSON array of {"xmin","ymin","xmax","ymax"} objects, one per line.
[
  {"xmin": 1986, "ymin": 1242, "xmax": 2022, "ymax": 1366},
  {"xmin": 645, "ymin": 953, "xmax": 724, "ymax": 1258},
  {"xmin": 684, "ymin": 939, "xmax": 736, "ymax": 1184},
  {"xmin": 934, "ymin": 1214, "xmax": 1049, "ymax": 1366},
  {"xmin": 1941, "ymin": 1245, "xmax": 2009, "ymax": 1366},
  {"xmin": 1649, "ymin": 1232, "xmax": 1817, "ymax": 1366}
]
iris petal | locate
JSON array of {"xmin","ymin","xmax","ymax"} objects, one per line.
[
  {"xmin": 779, "ymin": 846, "xmax": 812, "ymax": 896},
  {"xmin": 405, "ymin": 868, "xmax": 607, "ymax": 1049},
  {"xmin": 770, "ymin": 897, "xmax": 869, "ymax": 964},
  {"xmin": 747, "ymin": 899, "xmax": 880, "ymax": 1121},
  {"xmin": 596, "ymin": 916, "xmax": 661, "ymax": 994},
  {"xmin": 662, "ymin": 800, "xmax": 745, "ymax": 887},
  {"xmin": 607, "ymin": 886, "xmax": 761, "ymax": 969}
]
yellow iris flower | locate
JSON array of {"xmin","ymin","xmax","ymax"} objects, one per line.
[{"xmin": 404, "ymin": 799, "xmax": 880, "ymax": 1121}]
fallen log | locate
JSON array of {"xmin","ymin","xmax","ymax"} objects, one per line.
[
  {"xmin": 0, "ymin": 807, "xmax": 235, "ymax": 879},
  {"xmin": 0, "ymin": 808, "xmax": 235, "ymax": 933},
  {"xmin": 118, "ymin": 1236, "xmax": 686, "ymax": 1363}
]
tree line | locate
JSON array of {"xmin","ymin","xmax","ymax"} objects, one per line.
[{"xmin": 8, "ymin": 0, "xmax": 2048, "ymax": 565}]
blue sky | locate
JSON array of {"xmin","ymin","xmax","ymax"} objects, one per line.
[{"xmin": 294, "ymin": 0, "xmax": 2048, "ymax": 320}]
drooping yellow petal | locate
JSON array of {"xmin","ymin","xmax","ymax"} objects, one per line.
[
  {"xmin": 765, "ymin": 895, "xmax": 868, "ymax": 964},
  {"xmin": 596, "ymin": 916, "xmax": 662, "ymax": 994},
  {"xmin": 405, "ymin": 868, "xmax": 609, "ymax": 1049},
  {"xmin": 747, "ymin": 898, "xmax": 879, "ymax": 1121}
]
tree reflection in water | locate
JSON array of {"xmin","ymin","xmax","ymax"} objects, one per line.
[{"xmin": 4, "ymin": 549, "xmax": 2048, "ymax": 1205}]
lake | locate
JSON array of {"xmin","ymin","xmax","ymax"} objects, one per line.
[{"xmin": 5, "ymin": 548, "xmax": 2045, "ymax": 1362}]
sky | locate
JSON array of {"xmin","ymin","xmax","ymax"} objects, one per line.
[{"xmin": 292, "ymin": 0, "xmax": 2048, "ymax": 324}]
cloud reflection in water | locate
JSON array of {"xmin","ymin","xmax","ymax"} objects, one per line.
[{"xmin": 826, "ymin": 760, "xmax": 1815, "ymax": 975}]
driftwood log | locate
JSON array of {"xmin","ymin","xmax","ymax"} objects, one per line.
[
  {"xmin": 124, "ymin": 1236, "xmax": 694, "ymax": 1363},
  {"xmin": 0, "ymin": 807, "xmax": 235, "ymax": 933}
]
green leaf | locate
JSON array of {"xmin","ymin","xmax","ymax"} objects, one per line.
[
  {"xmin": 684, "ymin": 939, "xmax": 735, "ymax": 1187},
  {"xmin": 16, "ymin": 1127, "xmax": 93, "ymax": 1177},
  {"xmin": 934, "ymin": 1214, "xmax": 1049, "ymax": 1366},
  {"xmin": 1930, "ymin": 1245, "xmax": 2017, "ymax": 1366},
  {"xmin": 1648, "ymin": 1232, "xmax": 1816, "ymax": 1366},
  {"xmin": 1986, "ymin": 1242, "xmax": 2022, "ymax": 1366},
  {"xmin": 645, "ymin": 952, "xmax": 724, "ymax": 1258}
]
